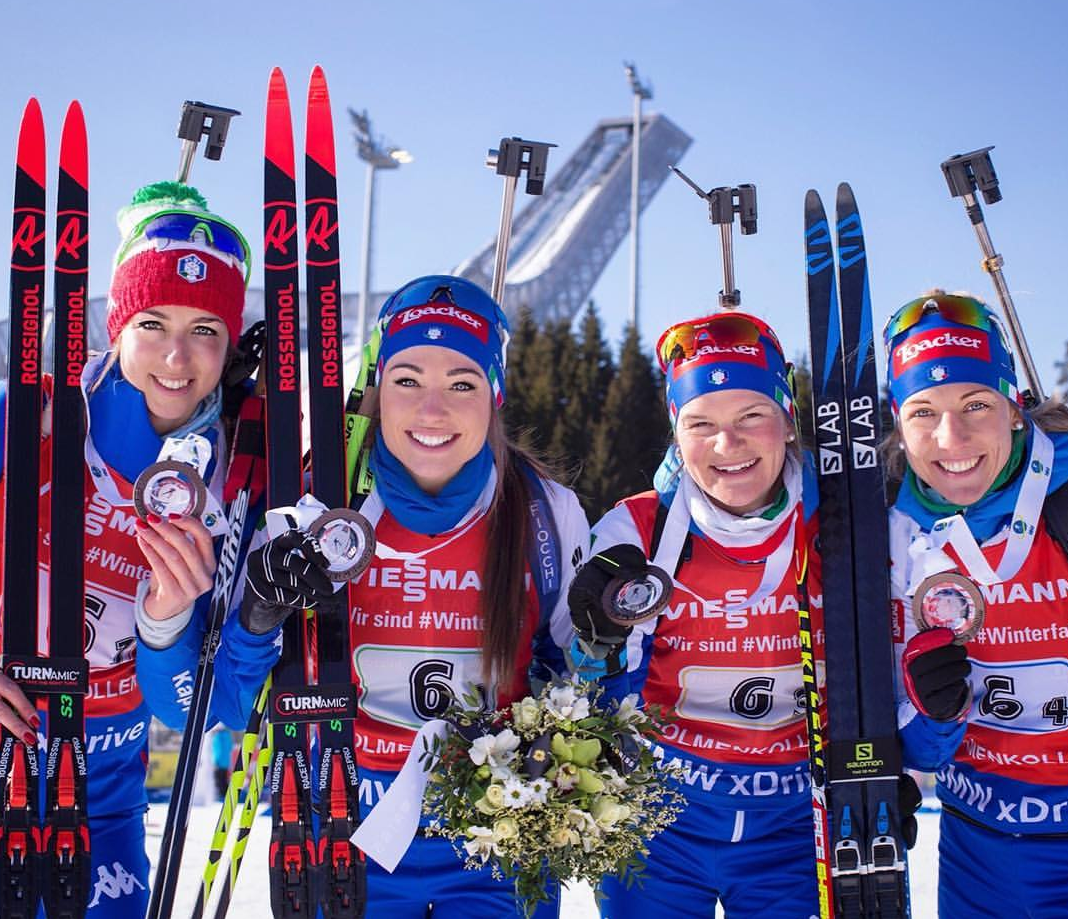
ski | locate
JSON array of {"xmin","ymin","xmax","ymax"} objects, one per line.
[
  {"xmin": 41, "ymin": 99, "xmax": 92, "ymax": 919},
  {"xmin": 1, "ymin": 97, "xmax": 47, "ymax": 919},
  {"xmin": 303, "ymin": 65, "xmax": 365, "ymax": 919},
  {"xmin": 804, "ymin": 185, "xmax": 909, "ymax": 919},
  {"xmin": 264, "ymin": 66, "xmax": 318, "ymax": 919},
  {"xmin": 834, "ymin": 183, "xmax": 908, "ymax": 917}
]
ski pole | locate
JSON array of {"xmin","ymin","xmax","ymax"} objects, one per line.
[
  {"xmin": 176, "ymin": 101, "xmax": 241, "ymax": 184},
  {"xmin": 485, "ymin": 137, "xmax": 555, "ymax": 304},
  {"xmin": 190, "ymin": 678, "xmax": 271, "ymax": 918},
  {"xmin": 670, "ymin": 167, "xmax": 757, "ymax": 309},
  {"xmin": 940, "ymin": 146, "xmax": 1045, "ymax": 404}
]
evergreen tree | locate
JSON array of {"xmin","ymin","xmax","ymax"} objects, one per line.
[
  {"xmin": 502, "ymin": 307, "xmax": 540, "ymax": 450},
  {"xmin": 553, "ymin": 303, "xmax": 614, "ymax": 471},
  {"xmin": 790, "ymin": 351, "xmax": 813, "ymax": 452},
  {"xmin": 584, "ymin": 324, "xmax": 670, "ymax": 519}
]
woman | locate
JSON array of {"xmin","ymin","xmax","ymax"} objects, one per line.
[
  {"xmin": 885, "ymin": 292, "xmax": 1068, "ymax": 918},
  {"xmin": 246, "ymin": 275, "xmax": 590, "ymax": 918},
  {"xmin": 0, "ymin": 181, "xmax": 279, "ymax": 917},
  {"xmin": 568, "ymin": 310, "xmax": 823, "ymax": 918}
]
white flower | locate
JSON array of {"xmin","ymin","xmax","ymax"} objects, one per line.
[
  {"xmin": 615, "ymin": 694, "xmax": 643, "ymax": 725},
  {"xmin": 527, "ymin": 777, "xmax": 551, "ymax": 805},
  {"xmin": 463, "ymin": 825, "xmax": 498, "ymax": 861},
  {"xmin": 592, "ymin": 795, "xmax": 632, "ymax": 829},
  {"xmin": 511, "ymin": 696, "xmax": 541, "ymax": 729},
  {"xmin": 469, "ymin": 728, "xmax": 521, "ymax": 779},
  {"xmin": 547, "ymin": 684, "xmax": 590, "ymax": 721},
  {"xmin": 600, "ymin": 765, "xmax": 629, "ymax": 794},
  {"xmin": 503, "ymin": 776, "xmax": 534, "ymax": 809}
]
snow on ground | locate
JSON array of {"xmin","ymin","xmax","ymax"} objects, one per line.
[{"xmin": 146, "ymin": 803, "xmax": 941, "ymax": 918}]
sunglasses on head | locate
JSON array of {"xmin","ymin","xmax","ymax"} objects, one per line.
[
  {"xmin": 656, "ymin": 312, "xmax": 782, "ymax": 372},
  {"xmin": 883, "ymin": 294, "xmax": 1006, "ymax": 344},
  {"xmin": 119, "ymin": 210, "xmax": 252, "ymax": 281}
]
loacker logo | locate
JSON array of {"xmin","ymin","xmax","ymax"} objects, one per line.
[
  {"xmin": 893, "ymin": 329, "xmax": 989, "ymax": 375},
  {"xmin": 394, "ymin": 304, "xmax": 489, "ymax": 343},
  {"xmin": 684, "ymin": 342, "xmax": 767, "ymax": 369}
]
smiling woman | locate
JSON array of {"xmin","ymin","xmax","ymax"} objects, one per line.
[
  {"xmin": 566, "ymin": 309, "xmax": 827, "ymax": 919},
  {"xmin": 0, "ymin": 181, "xmax": 279, "ymax": 918},
  {"xmin": 884, "ymin": 291, "xmax": 1068, "ymax": 917}
]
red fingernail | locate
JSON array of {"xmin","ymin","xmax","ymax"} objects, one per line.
[
  {"xmin": 168, "ymin": 513, "xmax": 183, "ymax": 521},
  {"xmin": 29, "ymin": 714, "xmax": 40, "ymax": 729},
  {"xmin": 136, "ymin": 517, "xmax": 149, "ymax": 529},
  {"xmin": 22, "ymin": 731, "xmax": 36, "ymax": 746},
  {"xmin": 147, "ymin": 513, "xmax": 162, "ymax": 525}
]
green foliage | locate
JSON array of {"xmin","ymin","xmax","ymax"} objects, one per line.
[{"xmin": 503, "ymin": 305, "xmax": 669, "ymax": 521}]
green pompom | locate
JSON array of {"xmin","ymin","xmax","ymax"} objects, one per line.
[{"xmin": 128, "ymin": 181, "xmax": 209, "ymax": 210}]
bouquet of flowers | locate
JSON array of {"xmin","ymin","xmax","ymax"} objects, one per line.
[{"xmin": 421, "ymin": 679, "xmax": 686, "ymax": 916}]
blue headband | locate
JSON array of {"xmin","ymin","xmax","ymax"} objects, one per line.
[
  {"xmin": 885, "ymin": 307, "xmax": 1019, "ymax": 412},
  {"xmin": 377, "ymin": 275, "xmax": 510, "ymax": 406},
  {"xmin": 662, "ymin": 313, "xmax": 794, "ymax": 426}
]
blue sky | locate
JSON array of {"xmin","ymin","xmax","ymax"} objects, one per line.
[{"xmin": 3, "ymin": 0, "xmax": 1067, "ymax": 387}]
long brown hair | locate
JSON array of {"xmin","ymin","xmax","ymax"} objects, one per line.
[{"xmin": 481, "ymin": 409, "xmax": 555, "ymax": 685}]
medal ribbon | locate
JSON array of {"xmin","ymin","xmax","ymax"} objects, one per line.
[{"xmin": 906, "ymin": 426, "xmax": 1054, "ymax": 593}]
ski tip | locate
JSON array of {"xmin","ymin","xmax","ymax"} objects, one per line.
[
  {"xmin": 268, "ymin": 66, "xmax": 289, "ymax": 99},
  {"xmin": 305, "ymin": 65, "xmax": 336, "ymax": 175},
  {"xmin": 16, "ymin": 97, "xmax": 46, "ymax": 188},
  {"xmin": 265, "ymin": 68, "xmax": 296, "ymax": 179},
  {"xmin": 60, "ymin": 101, "xmax": 88, "ymax": 189},
  {"xmin": 836, "ymin": 181, "xmax": 856, "ymax": 204},
  {"xmin": 805, "ymin": 188, "xmax": 823, "ymax": 208}
]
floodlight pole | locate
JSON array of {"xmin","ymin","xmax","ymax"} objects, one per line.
[
  {"xmin": 625, "ymin": 62, "xmax": 652, "ymax": 329},
  {"xmin": 351, "ymin": 108, "xmax": 410, "ymax": 349}
]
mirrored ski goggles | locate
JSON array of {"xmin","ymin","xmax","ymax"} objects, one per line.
[
  {"xmin": 882, "ymin": 294, "xmax": 1006, "ymax": 345},
  {"xmin": 119, "ymin": 211, "xmax": 253, "ymax": 282},
  {"xmin": 656, "ymin": 312, "xmax": 783, "ymax": 372}
]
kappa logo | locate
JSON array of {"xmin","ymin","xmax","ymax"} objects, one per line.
[
  {"xmin": 176, "ymin": 254, "xmax": 207, "ymax": 283},
  {"xmin": 892, "ymin": 328, "xmax": 989, "ymax": 374},
  {"xmin": 394, "ymin": 304, "xmax": 490, "ymax": 343},
  {"xmin": 88, "ymin": 860, "xmax": 146, "ymax": 908}
]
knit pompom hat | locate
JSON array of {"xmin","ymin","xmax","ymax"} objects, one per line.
[{"xmin": 106, "ymin": 181, "xmax": 250, "ymax": 344}]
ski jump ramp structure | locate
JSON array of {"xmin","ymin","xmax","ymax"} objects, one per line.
[
  {"xmin": 455, "ymin": 114, "xmax": 692, "ymax": 324},
  {"xmin": 0, "ymin": 113, "xmax": 691, "ymax": 373}
]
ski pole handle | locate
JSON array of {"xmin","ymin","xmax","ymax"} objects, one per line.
[
  {"xmin": 941, "ymin": 148, "xmax": 1045, "ymax": 403},
  {"xmin": 176, "ymin": 101, "xmax": 241, "ymax": 184},
  {"xmin": 485, "ymin": 136, "xmax": 556, "ymax": 304}
]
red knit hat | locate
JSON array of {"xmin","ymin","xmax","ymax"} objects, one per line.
[{"xmin": 106, "ymin": 182, "xmax": 250, "ymax": 344}]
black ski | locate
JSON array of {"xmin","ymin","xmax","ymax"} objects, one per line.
[
  {"xmin": 303, "ymin": 66, "xmax": 365, "ymax": 919},
  {"xmin": 42, "ymin": 99, "xmax": 92, "ymax": 919},
  {"xmin": 1, "ymin": 97, "xmax": 47, "ymax": 919},
  {"xmin": 805, "ymin": 184, "xmax": 910, "ymax": 918},
  {"xmin": 264, "ymin": 66, "xmax": 318, "ymax": 919}
]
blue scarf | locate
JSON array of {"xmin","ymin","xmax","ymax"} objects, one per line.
[
  {"xmin": 369, "ymin": 430, "xmax": 494, "ymax": 535},
  {"xmin": 894, "ymin": 423, "xmax": 1068, "ymax": 542},
  {"xmin": 87, "ymin": 360, "xmax": 221, "ymax": 485}
]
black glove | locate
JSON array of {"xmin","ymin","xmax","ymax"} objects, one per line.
[
  {"xmin": 898, "ymin": 773, "xmax": 922, "ymax": 850},
  {"xmin": 569, "ymin": 544, "xmax": 651, "ymax": 647},
  {"xmin": 240, "ymin": 529, "xmax": 336, "ymax": 635},
  {"xmin": 902, "ymin": 627, "xmax": 972, "ymax": 722}
]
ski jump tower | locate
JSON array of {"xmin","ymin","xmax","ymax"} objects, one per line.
[
  {"xmin": 0, "ymin": 114, "xmax": 690, "ymax": 373},
  {"xmin": 455, "ymin": 113, "xmax": 692, "ymax": 324}
]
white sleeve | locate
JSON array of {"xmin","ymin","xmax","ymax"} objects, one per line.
[
  {"xmin": 541, "ymin": 481, "xmax": 591, "ymax": 650},
  {"xmin": 889, "ymin": 507, "xmax": 922, "ymax": 728}
]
